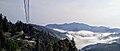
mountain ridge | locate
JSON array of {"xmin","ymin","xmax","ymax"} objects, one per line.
[
  {"xmin": 46, "ymin": 22, "xmax": 120, "ymax": 33},
  {"xmin": 81, "ymin": 43, "xmax": 120, "ymax": 51}
]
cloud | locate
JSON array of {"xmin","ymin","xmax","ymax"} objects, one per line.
[{"xmin": 53, "ymin": 28, "xmax": 120, "ymax": 49}]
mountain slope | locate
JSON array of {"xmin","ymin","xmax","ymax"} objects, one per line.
[
  {"xmin": 31, "ymin": 24, "xmax": 68, "ymax": 39},
  {"xmin": 0, "ymin": 14, "xmax": 78, "ymax": 51}
]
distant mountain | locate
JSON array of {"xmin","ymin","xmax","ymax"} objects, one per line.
[
  {"xmin": 81, "ymin": 43, "xmax": 120, "ymax": 51},
  {"xmin": 46, "ymin": 22, "xmax": 120, "ymax": 33},
  {"xmin": 46, "ymin": 22, "xmax": 120, "ymax": 51}
]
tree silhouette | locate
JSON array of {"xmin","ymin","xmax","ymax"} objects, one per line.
[{"xmin": 3, "ymin": 16, "xmax": 8, "ymax": 32}]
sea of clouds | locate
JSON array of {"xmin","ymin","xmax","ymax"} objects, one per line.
[{"xmin": 53, "ymin": 28, "xmax": 120, "ymax": 49}]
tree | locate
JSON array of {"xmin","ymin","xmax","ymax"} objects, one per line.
[
  {"xmin": 0, "ymin": 26, "xmax": 6, "ymax": 50},
  {"xmin": 3, "ymin": 16, "xmax": 8, "ymax": 32},
  {"xmin": 15, "ymin": 20, "xmax": 23, "ymax": 31},
  {"xmin": 0, "ymin": 14, "xmax": 3, "ymax": 21},
  {"xmin": 3, "ymin": 16, "xmax": 8, "ymax": 23},
  {"xmin": 0, "ymin": 14, "xmax": 3, "ymax": 49},
  {"xmin": 5, "ymin": 39, "xmax": 19, "ymax": 51}
]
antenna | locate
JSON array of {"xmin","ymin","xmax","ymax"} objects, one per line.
[{"xmin": 24, "ymin": 0, "xmax": 30, "ymax": 23}]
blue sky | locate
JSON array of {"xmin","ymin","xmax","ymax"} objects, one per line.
[{"xmin": 0, "ymin": 0, "xmax": 120, "ymax": 27}]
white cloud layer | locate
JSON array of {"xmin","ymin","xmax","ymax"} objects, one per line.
[{"xmin": 53, "ymin": 28, "xmax": 120, "ymax": 49}]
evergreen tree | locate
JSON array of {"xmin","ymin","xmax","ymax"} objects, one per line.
[
  {"xmin": 0, "ymin": 14, "xmax": 3, "ymax": 49},
  {"xmin": 15, "ymin": 20, "xmax": 23, "ymax": 31},
  {"xmin": 3, "ymin": 16, "xmax": 8, "ymax": 32},
  {"xmin": 0, "ymin": 14, "xmax": 2, "ymax": 20}
]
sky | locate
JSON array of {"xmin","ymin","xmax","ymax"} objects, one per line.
[{"xmin": 1, "ymin": 0, "xmax": 120, "ymax": 27}]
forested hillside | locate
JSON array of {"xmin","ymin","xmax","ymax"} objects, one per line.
[{"xmin": 0, "ymin": 14, "xmax": 78, "ymax": 51}]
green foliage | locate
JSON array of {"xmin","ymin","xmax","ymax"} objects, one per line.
[
  {"xmin": 7, "ymin": 22, "xmax": 13, "ymax": 32},
  {"xmin": 1, "ymin": 48, "xmax": 5, "ymax": 51},
  {"xmin": 5, "ymin": 39, "xmax": 19, "ymax": 51},
  {"xmin": 53, "ymin": 38, "xmax": 78, "ymax": 51}
]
